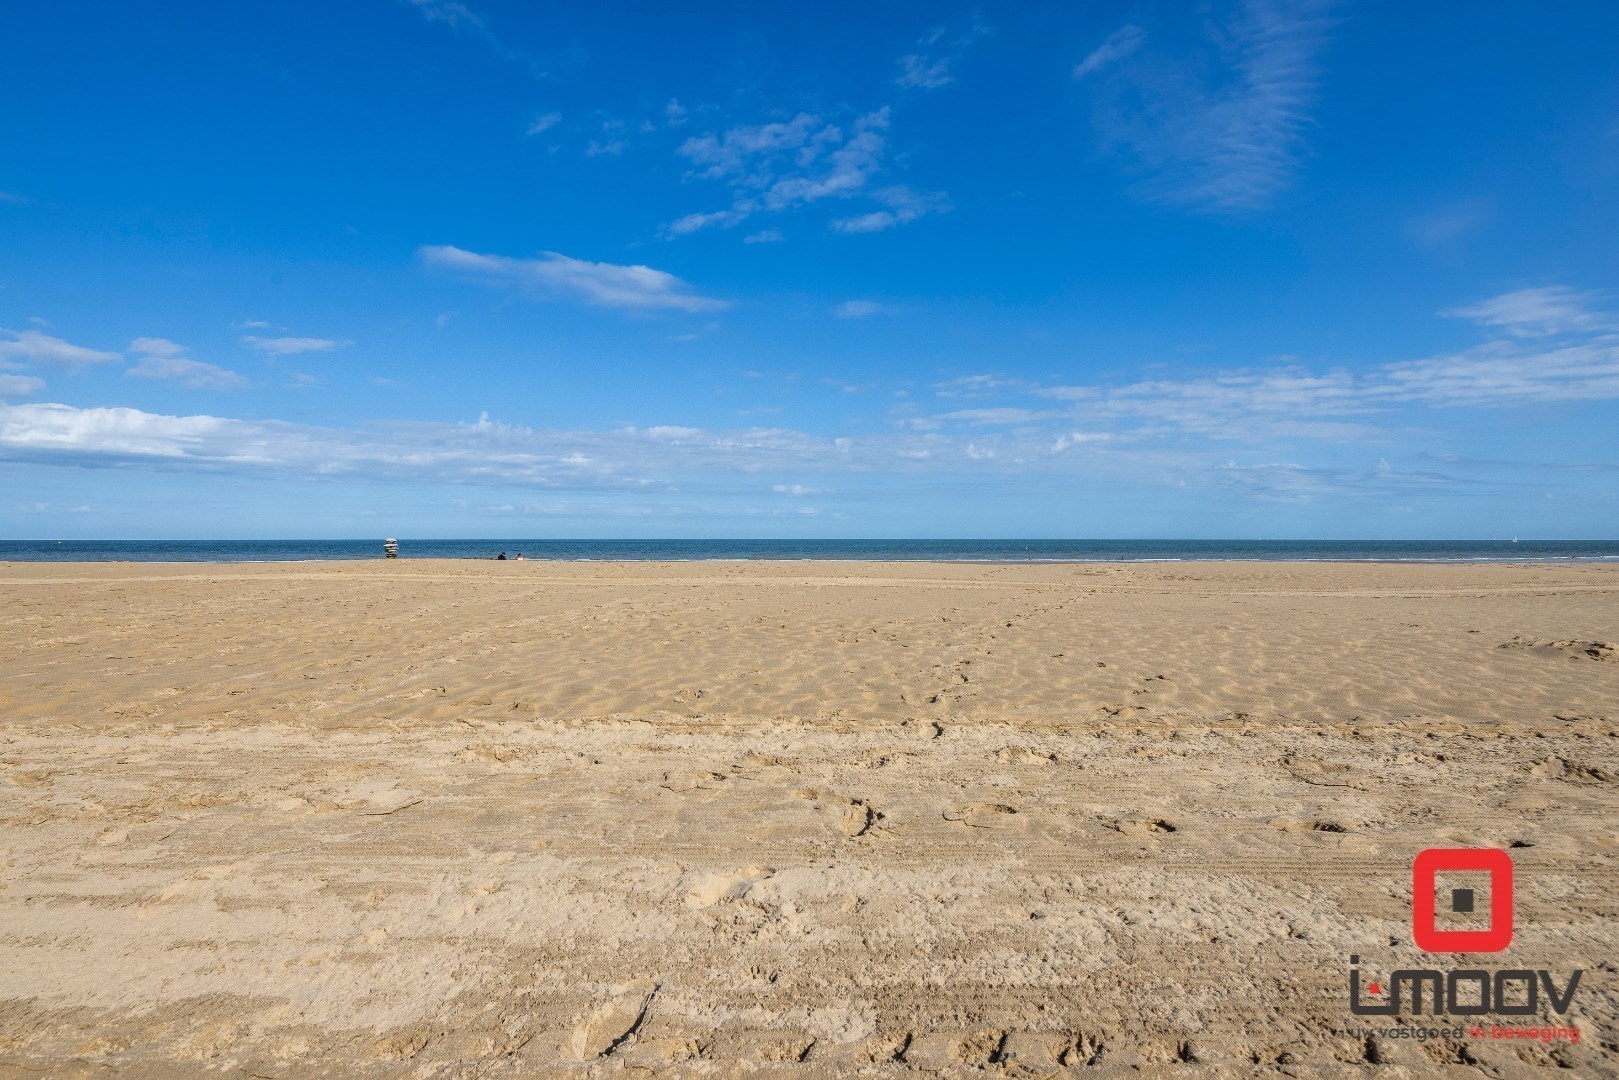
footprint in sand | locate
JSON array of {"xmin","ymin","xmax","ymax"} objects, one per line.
[
  {"xmin": 339, "ymin": 781, "xmax": 425, "ymax": 815},
  {"xmin": 840, "ymin": 798, "xmax": 879, "ymax": 837},
  {"xmin": 682, "ymin": 866, "xmax": 774, "ymax": 909},
  {"xmin": 660, "ymin": 770, "xmax": 728, "ymax": 792},
  {"xmin": 569, "ymin": 981, "xmax": 658, "ymax": 1060},
  {"xmin": 1102, "ymin": 815, "xmax": 1177, "ymax": 836},
  {"xmin": 994, "ymin": 745, "xmax": 1057, "ymax": 765},
  {"xmin": 1529, "ymin": 756, "xmax": 1614, "ymax": 783},
  {"xmin": 943, "ymin": 802, "xmax": 1021, "ymax": 829},
  {"xmin": 1498, "ymin": 637, "xmax": 1617, "ymax": 662},
  {"xmin": 1270, "ymin": 818, "xmax": 1349, "ymax": 833}
]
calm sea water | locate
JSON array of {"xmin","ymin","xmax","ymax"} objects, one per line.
[{"xmin": 2, "ymin": 539, "xmax": 1617, "ymax": 563}]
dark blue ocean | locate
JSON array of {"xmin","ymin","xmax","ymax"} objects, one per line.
[{"xmin": 2, "ymin": 538, "xmax": 1617, "ymax": 563}]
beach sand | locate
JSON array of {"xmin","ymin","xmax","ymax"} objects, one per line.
[{"xmin": 0, "ymin": 560, "xmax": 1615, "ymax": 1076}]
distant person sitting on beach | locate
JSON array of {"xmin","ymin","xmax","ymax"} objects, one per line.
[
  {"xmin": 515, "ymin": 553, "xmax": 525, "ymax": 560},
  {"xmin": 496, "ymin": 552, "xmax": 507, "ymax": 560}
]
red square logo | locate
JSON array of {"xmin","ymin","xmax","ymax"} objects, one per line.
[{"xmin": 1412, "ymin": 848, "xmax": 1513, "ymax": 953}]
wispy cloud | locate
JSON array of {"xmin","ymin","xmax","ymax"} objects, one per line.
[
  {"xmin": 1441, "ymin": 286, "xmax": 1609, "ymax": 338},
  {"xmin": 0, "ymin": 190, "xmax": 26, "ymax": 204},
  {"xmin": 242, "ymin": 335, "xmax": 350, "ymax": 357},
  {"xmin": 664, "ymin": 208, "xmax": 750, "ymax": 237},
  {"xmin": 0, "ymin": 374, "xmax": 45, "ymax": 397},
  {"xmin": 670, "ymin": 107, "xmax": 946, "ymax": 236},
  {"xmin": 1077, "ymin": 0, "xmax": 1334, "ymax": 212},
  {"xmin": 742, "ymin": 228, "xmax": 784, "ymax": 244},
  {"xmin": 921, "ymin": 287, "xmax": 1619, "ymax": 436},
  {"xmin": 0, "ymin": 330, "xmax": 121, "ymax": 369},
  {"xmin": 126, "ymin": 338, "xmax": 247, "ymax": 389},
  {"xmin": 1073, "ymin": 24, "xmax": 1145, "ymax": 79},
  {"xmin": 404, "ymin": 0, "xmax": 546, "ymax": 76},
  {"xmin": 1407, "ymin": 197, "xmax": 1496, "ymax": 253},
  {"xmin": 7, "ymin": 288, "xmax": 1609, "ymax": 515},
  {"xmin": 831, "ymin": 186, "xmax": 950, "ymax": 234},
  {"xmin": 0, "ymin": 405, "xmax": 856, "ymax": 485},
  {"xmin": 895, "ymin": 21, "xmax": 989, "ymax": 90},
  {"xmin": 420, "ymin": 245, "xmax": 728, "ymax": 313},
  {"xmin": 833, "ymin": 300, "xmax": 894, "ymax": 318},
  {"xmin": 526, "ymin": 111, "xmax": 561, "ymax": 136}
]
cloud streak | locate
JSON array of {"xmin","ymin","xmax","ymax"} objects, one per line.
[
  {"xmin": 421, "ymin": 245, "xmax": 728, "ymax": 313},
  {"xmin": 127, "ymin": 338, "xmax": 247, "ymax": 389},
  {"xmin": 923, "ymin": 287, "xmax": 1619, "ymax": 436},
  {"xmin": 1077, "ymin": 0, "xmax": 1334, "ymax": 212},
  {"xmin": 1073, "ymin": 24, "xmax": 1145, "ymax": 79},
  {"xmin": 242, "ymin": 335, "xmax": 350, "ymax": 357},
  {"xmin": 1441, "ymin": 286, "xmax": 1609, "ymax": 338},
  {"xmin": 895, "ymin": 21, "xmax": 989, "ymax": 90},
  {"xmin": 0, "ymin": 330, "xmax": 120, "ymax": 369}
]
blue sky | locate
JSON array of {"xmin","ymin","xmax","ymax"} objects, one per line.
[{"xmin": 2, "ymin": 0, "xmax": 1617, "ymax": 539}]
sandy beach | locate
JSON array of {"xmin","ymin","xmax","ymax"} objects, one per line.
[{"xmin": 1, "ymin": 559, "xmax": 1615, "ymax": 1077}]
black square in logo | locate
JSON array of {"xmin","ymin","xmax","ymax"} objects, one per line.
[{"xmin": 1451, "ymin": 887, "xmax": 1475, "ymax": 914}]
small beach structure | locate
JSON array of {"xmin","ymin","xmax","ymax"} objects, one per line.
[{"xmin": 383, "ymin": 538, "xmax": 398, "ymax": 559}]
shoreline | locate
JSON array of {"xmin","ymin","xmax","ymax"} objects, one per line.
[{"xmin": 5, "ymin": 554, "xmax": 1619, "ymax": 567}]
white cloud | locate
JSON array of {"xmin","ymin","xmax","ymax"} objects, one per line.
[
  {"xmin": 664, "ymin": 208, "xmax": 749, "ymax": 236},
  {"xmin": 1407, "ymin": 197, "xmax": 1495, "ymax": 252},
  {"xmin": 6, "ymin": 289, "xmax": 1609, "ymax": 509},
  {"xmin": 671, "ymin": 107, "xmax": 943, "ymax": 236},
  {"xmin": 942, "ymin": 407, "xmax": 1057, "ymax": 425},
  {"xmin": 742, "ymin": 228, "xmax": 784, "ymax": 244},
  {"xmin": 1077, "ymin": 0, "xmax": 1333, "ymax": 211},
  {"xmin": 1051, "ymin": 433, "xmax": 1113, "ymax": 452},
  {"xmin": 896, "ymin": 54, "xmax": 953, "ymax": 90},
  {"xmin": 526, "ymin": 111, "xmax": 561, "ymax": 135},
  {"xmin": 831, "ymin": 185, "xmax": 950, "ymax": 234},
  {"xmin": 127, "ymin": 357, "xmax": 248, "ymax": 391},
  {"xmin": 1024, "ymin": 339, "xmax": 1619, "ymax": 425},
  {"xmin": 908, "ymin": 288, "xmax": 1619, "ymax": 441},
  {"xmin": 0, "ymin": 374, "xmax": 46, "ymax": 397},
  {"xmin": 1074, "ymin": 25, "xmax": 1146, "ymax": 79},
  {"xmin": 664, "ymin": 99, "xmax": 688, "ymax": 126},
  {"xmin": 680, "ymin": 113, "xmax": 826, "ymax": 180},
  {"xmin": 0, "ymin": 191, "xmax": 25, "ymax": 204},
  {"xmin": 1441, "ymin": 286, "xmax": 1607, "ymax": 338},
  {"xmin": 0, "ymin": 330, "xmax": 121, "ymax": 369},
  {"xmin": 420, "ymin": 245, "xmax": 727, "ymax": 312},
  {"xmin": 241, "ymin": 335, "xmax": 350, "ymax": 356},
  {"xmin": 833, "ymin": 300, "xmax": 891, "ymax": 318},
  {"xmin": 126, "ymin": 338, "xmax": 247, "ymax": 389},
  {"xmin": 405, "ymin": 0, "xmax": 545, "ymax": 76},
  {"xmin": 896, "ymin": 21, "xmax": 989, "ymax": 90},
  {"xmin": 129, "ymin": 336, "xmax": 188, "ymax": 358},
  {"xmin": 585, "ymin": 138, "xmax": 627, "ymax": 157},
  {"xmin": 0, "ymin": 404, "xmax": 884, "ymax": 485},
  {"xmin": 407, "ymin": 0, "xmax": 486, "ymax": 31}
]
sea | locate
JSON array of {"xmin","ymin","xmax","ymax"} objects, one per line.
[{"xmin": 2, "ymin": 539, "xmax": 1617, "ymax": 564}]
